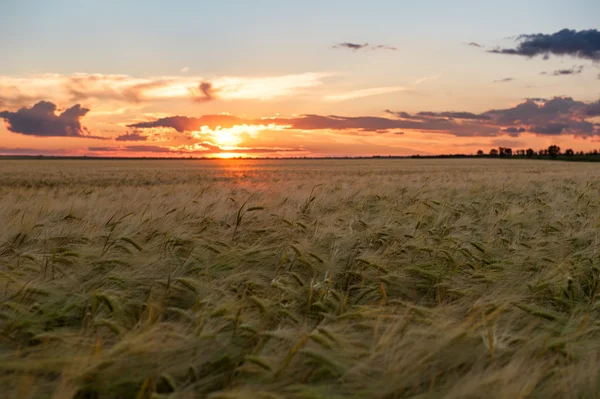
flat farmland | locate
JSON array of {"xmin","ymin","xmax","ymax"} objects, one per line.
[{"xmin": 2, "ymin": 159, "xmax": 600, "ymax": 398}]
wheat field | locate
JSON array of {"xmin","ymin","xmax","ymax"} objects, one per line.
[{"xmin": 2, "ymin": 158, "xmax": 600, "ymax": 398}]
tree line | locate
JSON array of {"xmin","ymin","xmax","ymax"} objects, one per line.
[{"xmin": 476, "ymin": 145, "xmax": 600, "ymax": 159}]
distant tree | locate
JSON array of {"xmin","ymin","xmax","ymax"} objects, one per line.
[
  {"xmin": 476, "ymin": 150, "xmax": 484, "ymax": 156},
  {"xmin": 594, "ymin": 150, "xmax": 599, "ymax": 156},
  {"xmin": 499, "ymin": 147, "xmax": 511, "ymax": 157},
  {"xmin": 526, "ymin": 148, "xmax": 535, "ymax": 158},
  {"xmin": 565, "ymin": 149, "xmax": 574, "ymax": 156},
  {"xmin": 489, "ymin": 148, "xmax": 499, "ymax": 157},
  {"xmin": 548, "ymin": 145, "xmax": 561, "ymax": 158},
  {"xmin": 540, "ymin": 149, "xmax": 549, "ymax": 156},
  {"xmin": 515, "ymin": 149, "xmax": 525, "ymax": 156}
]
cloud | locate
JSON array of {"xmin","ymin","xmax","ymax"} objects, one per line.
[
  {"xmin": 489, "ymin": 29, "xmax": 600, "ymax": 61},
  {"xmin": 416, "ymin": 111, "xmax": 491, "ymax": 120},
  {"xmin": 412, "ymin": 75, "xmax": 440, "ymax": 86},
  {"xmin": 372, "ymin": 45, "xmax": 398, "ymax": 51},
  {"xmin": 543, "ymin": 65, "xmax": 584, "ymax": 76},
  {"xmin": 583, "ymin": 100, "xmax": 600, "ymax": 116},
  {"xmin": 493, "ymin": 77, "xmax": 514, "ymax": 83},
  {"xmin": 466, "ymin": 42, "xmax": 483, "ymax": 48},
  {"xmin": 180, "ymin": 66, "xmax": 190, "ymax": 73},
  {"xmin": 333, "ymin": 42, "xmax": 397, "ymax": 51},
  {"xmin": 129, "ymin": 96, "xmax": 599, "ymax": 138},
  {"xmin": 128, "ymin": 115, "xmax": 247, "ymax": 132},
  {"xmin": 189, "ymin": 81, "xmax": 217, "ymax": 102},
  {"xmin": 115, "ymin": 132, "xmax": 148, "ymax": 141},
  {"xmin": 88, "ymin": 143, "xmax": 301, "ymax": 155},
  {"xmin": 0, "ymin": 72, "xmax": 328, "ymax": 106},
  {"xmin": 501, "ymin": 127, "xmax": 526, "ymax": 133},
  {"xmin": 0, "ymin": 101, "xmax": 103, "ymax": 138},
  {"xmin": 323, "ymin": 86, "xmax": 405, "ymax": 101}
]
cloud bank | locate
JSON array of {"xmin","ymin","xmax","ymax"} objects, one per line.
[
  {"xmin": 130, "ymin": 96, "xmax": 599, "ymax": 138},
  {"xmin": 489, "ymin": 29, "xmax": 600, "ymax": 61}
]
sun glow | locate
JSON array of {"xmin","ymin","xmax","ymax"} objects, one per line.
[
  {"xmin": 214, "ymin": 152, "xmax": 241, "ymax": 159},
  {"xmin": 191, "ymin": 123, "xmax": 284, "ymax": 146}
]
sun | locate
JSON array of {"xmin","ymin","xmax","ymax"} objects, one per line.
[
  {"xmin": 215, "ymin": 152, "xmax": 241, "ymax": 159},
  {"xmin": 212, "ymin": 129, "xmax": 241, "ymax": 146}
]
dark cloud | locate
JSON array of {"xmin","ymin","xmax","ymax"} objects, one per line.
[
  {"xmin": 526, "ymin": 97, "xmax": 547, "ymax": 102},
  {"xmin": 466, "ymin": 42, "xmax": 483, "ymax": 48},
  {"xmin": 131, "ymin": 96, "xmax": 600, "ymax": 138},
  {"xmin": 545, "ymin": 65, "xmax": 584, "ymax": 76},
  {"xmin": 0, "ymin": 101, "xmax": 102, "ymax": 138},
  {"xmin": 189, "ymin": 81, "xmax": 217, "ymax": 102},
  {"xmin": 128, "ymin": 115, "xmax": 247, "ymax": 132},
  {"xmin": 489, "ymin": 29, "xmax": 600, "ymax": 61},
  {"xmin": 529, "ymin": 123, "xmax": 570, "ymax": 135},
  {"xmin": 372, "ymin": 45, "xmax": 398, "ymax": 51},
  {"xmin": 501, "ymin": 127, "xmax": 526, "ymax": 133},
  {"xmin": 333, "ymin": 42, "xmax": 397, "ymax": 51},
  {"xmin": 115, "ymin": 132, "xmax": 148, "ymax": 141},
  {"xmin": 493, "ymin": 77, "xmax": 514, "ymax": 83},
  {"xmin": 583, "ymin": 100, "xmax": 600, "ymax": 116},
  {"xmin": 388, "ymin": 96, "xmax": 599, "ymax": 137}
]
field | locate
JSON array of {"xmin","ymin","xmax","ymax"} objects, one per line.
[{"xmin": 2, "ymin": 158, "xmax": 600, "ymax": 398}]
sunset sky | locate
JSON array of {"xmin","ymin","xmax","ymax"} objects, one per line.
[{"xmin": 1, "ymin": 0, "xmax": 599, "ymax": 157}]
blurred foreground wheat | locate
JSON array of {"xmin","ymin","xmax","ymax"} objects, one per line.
[{"xmin": 2, "ymin": 159, "xmax": 600, "ymax": 398}]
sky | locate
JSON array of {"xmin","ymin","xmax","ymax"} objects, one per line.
[{"xmin": 0, "ymin": 0, "xmax": 599, "ymax": 157}]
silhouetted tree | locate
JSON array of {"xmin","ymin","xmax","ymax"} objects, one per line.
[
  {"xmin": 516, "ymin": 149, "xmax": 525, "ymax": 156},
  {"xmin": 477, "ymin": 150, "xmax": 484, "ymax": 156},
  {"xmin": 548, "ymin": 145, "xmax": 561, "ymax": 158},
  {"xmin": 490, "ymin": 149, "xmax": 499, "ymax": 157},
  {"xmin": 593, "ymin": 150, "xmax": 599, "ymax": 156},
  {"xmin": 526, "ymin": 148, "xmax": 535, "ymax": 158},
  {"xmin": 499, "ymin": 147, "xmax": 512, "ymax": 157},
  {"xmin": 565, "ymin": 149, "xmax": 574, "ymax": 156}
]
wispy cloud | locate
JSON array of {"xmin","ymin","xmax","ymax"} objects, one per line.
[
  {"xmin": 0, "ymin": 72, "xmax": 330, "ymax": 106},
  {"xmin": 493, "ymin": 77, "xmax": 514, "ymax": 83},
  {"xmin": 180, "ymin": 66, "xmax": 190, "ymax": 73},
  {"xmin": 412, "ymin": 75, "xmax": 440, "ymax": 86},
  {"xmin": 323, "ymin": 86, "xmax": 405, "ymax": 102},
  {"xmin": 333, "ymin": 42, "xmax": 397, "ymax": 51},
  {"xmin": 115, "ymin": 131, "xmax": 148, "ymax": 141},
  {"xmin": 541, "ymin": 65, "xmax": 584, "ymax": 76}
]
